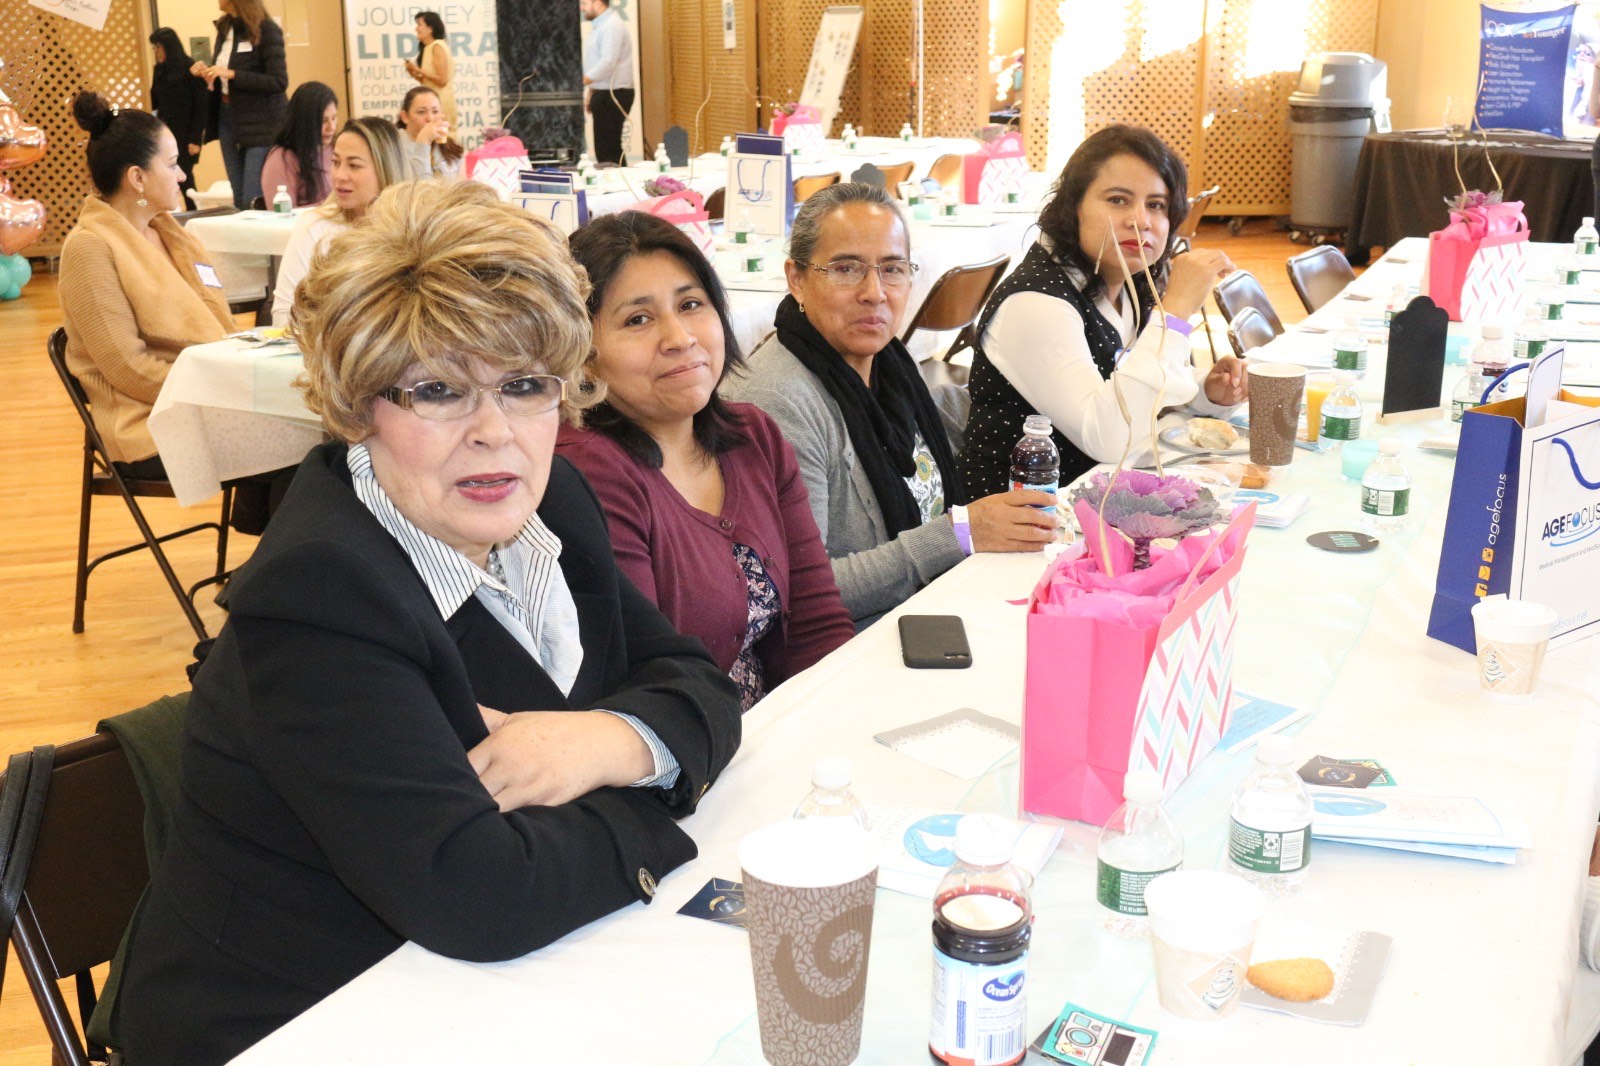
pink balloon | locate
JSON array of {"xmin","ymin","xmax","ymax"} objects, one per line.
[
  {"xmin": 0, "ymin": 186, "xmax": 46, "ymax": 255},
  {"xmin": 0, "ymin": 104, "xmax": 46, "ymax": 171}
]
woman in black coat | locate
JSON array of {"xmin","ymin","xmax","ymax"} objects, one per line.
[
  {"xmin": 147, "ymin": 28, "xmax": 207, "ymax": 202},
  {"xmin": 106, "ymin": 180, "xmax": 742, "ymax": 1065},
  {"xmin": 191, "ymin": 0, "xmax": 287, "ymax": 208}
]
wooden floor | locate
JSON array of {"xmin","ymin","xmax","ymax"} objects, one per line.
[{"xmin": 0, "ymin": 216, "xmax": 1314, "ymax": 1060}]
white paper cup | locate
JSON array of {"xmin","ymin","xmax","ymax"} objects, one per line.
[
  {"xmin": 739, "ymin": 820, "xmax": 878, "ymax": 1066},
  {"xmin": 1143, "ymin": 871, "xmax": 1264, "ymax": 1020},
  {"xmin": 1471, "ymin": 596, "xmax": 1557, "ymax": 702}
]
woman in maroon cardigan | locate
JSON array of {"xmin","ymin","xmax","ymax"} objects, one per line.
[{"xmin": 558, "ymin": 212, "xmax": 853, "ymax": 710}]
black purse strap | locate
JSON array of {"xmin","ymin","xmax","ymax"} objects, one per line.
[{"xmin": 0, "ymin": 746, "xmax": 57, "ymax": 1003}]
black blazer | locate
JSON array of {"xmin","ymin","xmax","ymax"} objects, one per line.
[
  {"xmin": 111, "ymin": 442, "xmax": 742, "ymax": 1064},
  {"xmin": 205, "ymin": 14, "xmax": 288, "ymax": 147},
  {"xmin": 150, "ymin": 65, "xmax": 209, "ymax": 153}
]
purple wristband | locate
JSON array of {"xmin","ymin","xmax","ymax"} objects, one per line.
[
  {"xmin": 950, "ymin": 505, "xmax": 973, "ymax": 556},
  {"xmin": 1163, "ymin": 313, "xmax": 1195, "ymax": 337}
]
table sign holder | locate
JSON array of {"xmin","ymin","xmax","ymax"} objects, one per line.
[
  {"xmin": 850, "ymin": 162, "xmax": 885, "ymax": 188},
  {"xmin": 1378, "ymin": 295, "xmax": 1448, "ymax": 424},
  {"xmin": 727, "ymin": 133, "xmax": 792, "ymax": 238},
  {"xmin": 663, "ymin": 126, "xmax": 689, "ymax": 167},
  {"xmin": 514, "ymin": 169, "xmax": 588, "ymax": 235}
]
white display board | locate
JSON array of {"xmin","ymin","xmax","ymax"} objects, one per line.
[
  {"xmin": 343, "ymin": 0, "xmax": 501, "ymax": 151},
  {"xmin": 798, "ymin": 4, "xmax": 863, "ymax": 134}
]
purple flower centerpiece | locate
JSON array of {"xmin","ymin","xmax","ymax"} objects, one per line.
[
  {"xmin": 643, "ymin": 175, "xmax": 686, "ymax": 198},
  {"xmin": 1068, "ymin": 469, "xmax": 1222, "ymax": 571}
]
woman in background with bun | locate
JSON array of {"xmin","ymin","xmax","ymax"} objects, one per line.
[
  {"xmin": 57, "ymin": 92, "xmax": 236, "ymax": 478},
  {"xmin": 957, "ymin": 124, "xmax": 1248, "ymax": 495}
]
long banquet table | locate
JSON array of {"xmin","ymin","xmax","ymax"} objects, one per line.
[{"xmin": 230, "ymin": 245, "xmax": 1600, "ymax": 1063}]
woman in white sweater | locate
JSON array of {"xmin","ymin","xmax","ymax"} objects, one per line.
[
  {"xmin": 958, "ymin": 124, "xmax": 1249, "ymax": 495},
  {"xmin": 271, "ymin": 117, "xmax": 408, "ymax": 327}
]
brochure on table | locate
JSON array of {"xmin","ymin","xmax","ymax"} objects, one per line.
[
  {"xmin": 726, "ymin": 134, "xmax": 792, "ymax": 239},
  {"xmin": 513, "ymin": 169, "xmax": 588, "ymax": 235}
]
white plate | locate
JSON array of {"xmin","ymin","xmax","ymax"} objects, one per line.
[{"xmin": 1160, "ymin": 424, "xmax": 1250, "ymax": 455}]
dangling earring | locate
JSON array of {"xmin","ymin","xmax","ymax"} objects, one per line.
[
  {"xmin": 135, "ymin": 189, "xmax": 148, "ymax": 207},
  {"xmin": 799, "ymin": 301, "xmax": 805, "ymax": 314}
]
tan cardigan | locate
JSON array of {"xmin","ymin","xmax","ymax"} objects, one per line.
[{"xmin": 58, "ymin": 198, "xmax": 236, "ymax": 463}]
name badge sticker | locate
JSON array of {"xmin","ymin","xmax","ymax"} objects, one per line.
[
  {"xmin": 195, "ymin": 263, "xmax": 223, "ymax": 288},
  {"xmin": 235, "ymin": 42, "xmax": 253, "ymax": 53}
]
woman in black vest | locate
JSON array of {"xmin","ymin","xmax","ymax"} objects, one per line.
[
  {"xmin": 959, "ymin": 125, "xmax": 1249, "ymax": 496},
  {"xmin": 192, "ymin": 0, "xmax": 288, "ymax": 209},
  {"xmin": 148, "ymin": 28, "xmax": 208, "ymax": 202}
]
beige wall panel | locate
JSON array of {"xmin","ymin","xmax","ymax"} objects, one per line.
[
  {"xmin": 1, "ymin": 0, "xmax": 151, "ymax": 257},
  {"xmin": 666, "ymin": 0, "xmax": 758, "ymax": 154},
  {"xmin": 1375, "ymin": 0, "xmax": 1480, "ymax": 131}
]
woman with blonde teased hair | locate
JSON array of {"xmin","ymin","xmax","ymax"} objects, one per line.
[{"xmin": 107, "ymin": 180, "xmax": 741, "ymax": 1064}]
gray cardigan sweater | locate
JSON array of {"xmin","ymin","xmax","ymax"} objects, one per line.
[{"xmin": 725, "ymin": 334, "xmax": 966, "ymax": 627}]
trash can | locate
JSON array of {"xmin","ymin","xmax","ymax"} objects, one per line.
[{"xmin": 1287, "ymin": 53, "xmax": 1389, "ymax": 234}]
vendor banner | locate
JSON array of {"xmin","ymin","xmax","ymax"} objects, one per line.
[
  {"xmin": 344, "ymin": 0, "xmax": 500, "ymax": 151},
  {"xmin": 1477, "ymin": 4, "xmax": 1575, "ymax": 137}
]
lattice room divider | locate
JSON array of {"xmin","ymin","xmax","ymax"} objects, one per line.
[
  {"xmin": 1, "ymin": 2, "xmax": 150, "ymax": 257},
  {"xmin": 1024, "ymin": 0, "xmax": 1379, "ymax": 218},
  {"xmin": 664, "ymin": 0, "xmax": 987, "ymax": 146}
]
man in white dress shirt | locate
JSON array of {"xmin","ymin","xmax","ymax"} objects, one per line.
[{"xmin": 580, "ymin": 0, "xmax": 635, "ymax": 166}]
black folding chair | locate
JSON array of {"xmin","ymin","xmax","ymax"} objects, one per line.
[{"xmin": 48, "ymin": 328, "xmax": 232, "ymax": 641}]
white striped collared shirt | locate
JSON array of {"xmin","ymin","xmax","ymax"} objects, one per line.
[{"xmin": 347, "ymin": 443, "xmax": 678, "ymax": 788}]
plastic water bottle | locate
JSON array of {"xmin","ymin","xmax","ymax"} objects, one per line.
[
  {"xmin": 1096, "ymin": 771, "xmax": 1183, "ymax": 938},
  {"xmin": 1384, "ymin": 283, "xmax": 1408, "ymax": 326},
  {"xmin": 1540, "ymin": 284, "xmax": 1567, "ymax": 321},
  {"xmin": 1360, "ymin": 439, "xmax": 1411, "ymax": 534},
  {"xmin": 1330, "ymin": 313, "xmax": 1368, "ymax": 378},
  {"xmin": 1318, "ymin": 371, "xmax": 1362, "ymax": 451},
  {"xmin": 1575, "ymin": 215, "xmax": 1598, "ymax": 257},
  {"xmin": 930, "ymin": 816, "xmax": 1031, "ymax": 1066},
  {"xmin": 1514, "ymin": 308, "xmax": 1547, "ymax": 364},
  {"xmin": 730, "ymin": 209, "xmax": 754, "ymax": 246},
  {"xmin": 1227, "ymin": 734, "xmax": 1312, "ymax": 896},
  {"xmin": 1452, "ymin": 326, "xmax": 1510, "ymax": 422},
  {"xmin": 900, "ymin": 121, "xmax": 914, "ymax": 142},
  {"xmin": 1559, "ymin": 253, "xmax": 1583, "ymax": 287},
  {"xmin": 792, "ymin": 756, "xmax": 870, "ymax": 831},
  {"xmin": 1010, "ymin": 415, "xmax": 1059, "ymax": 515},
  {"xmin": 841, "ymin": 122, "xmax": 858, "ymax": 151},
  {"xmin": 271, "ymin": 184, "xmax": 292, "ymax": 215},
  {"xmin": 718, "ymin": 135, "xmax": 731, "ymax": 157},
  {"xmin": 653, "ymin": 143, "xmax": 671, "ymax": 173}
]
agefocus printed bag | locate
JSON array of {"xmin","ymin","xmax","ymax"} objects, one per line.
[{"xmin": 1428, "ymin": 347, "xmax": 1600, "ymax": 651}]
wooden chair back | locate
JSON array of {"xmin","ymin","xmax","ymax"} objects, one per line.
[{"xmin": 793, "ymin": 172, "xmax": 841, "ymax": 203}]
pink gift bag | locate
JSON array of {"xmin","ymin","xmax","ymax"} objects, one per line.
[
  {"xmin": 780, "ymin": 105, "xmax": 825, "ymax": 159},
  {"xmin": 1020, "ymin": 503, "xmax": 1255, "ymax": 826},
  {"xmin": 1424, "ymin": 200, "xmax": 1527, "ymax": 322},
  {"xmin": 465, "ymin": 135, "xmax": 531, "ymax": 199},
  {"xmin": 629, "ymin": 189, "xmax": 715, "ymax": 255},
  {"xmin": 961, "ymin": 131, "xmax": 1027, "ymax": 206}
]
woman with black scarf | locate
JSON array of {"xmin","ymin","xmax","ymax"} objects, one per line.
[
  {"xmin": 148, "ymin": 27, "xmax": 208, "ymax": 201},
  {"xmin": 726, "ymin": 183, "xmax": 1054, "ymax": 628}
]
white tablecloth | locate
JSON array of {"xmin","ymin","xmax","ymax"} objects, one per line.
[
  {"xmin": 227, "ymin": 246, "xmax": 1600, "ymax": 1061},
  {"xmin": 147, "ymin": 340, "xmax": 323, "ymax": 507}
]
